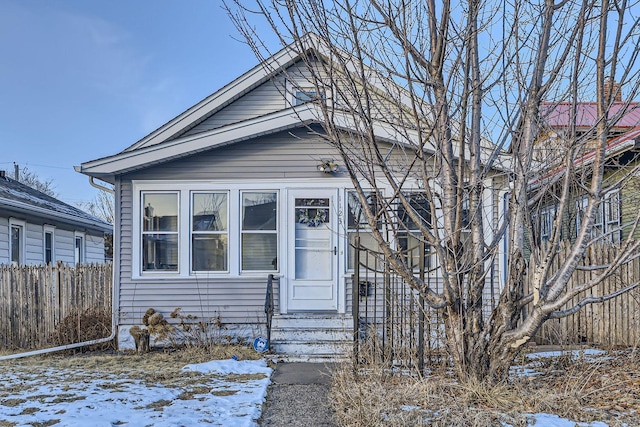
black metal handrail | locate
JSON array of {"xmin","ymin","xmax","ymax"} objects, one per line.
[{"xmin": 265, "ymin": 274, "xmax": 276, "ymax": 350}]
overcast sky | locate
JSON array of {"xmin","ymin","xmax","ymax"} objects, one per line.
[{"xmin": 0, "ymin": 0, "xmax": 273, "ymax": 207}]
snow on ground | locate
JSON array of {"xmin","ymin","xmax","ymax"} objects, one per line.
[
  {"xmin": 518, "ymin": 349, "xmax": 611, "ymax": 427},
  {"xmin": 0, "ymin": 358, "xmax": 272, "ymax": 427},
  {"xmin": 0, "ymin": 349, "xmax": 623, "ymax": 426},
  {"xmin": 524, "ymin": 413, "xmax": 609, "ymax": 427}
]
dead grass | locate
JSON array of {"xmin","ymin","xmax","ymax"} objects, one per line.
[
  {"xmin": 330, "ymin": 348, "xmax": 640, "ymax": 426},
  {"xmin": 1, "ymin": 344, "xmax": 262, "ymax": 400}
]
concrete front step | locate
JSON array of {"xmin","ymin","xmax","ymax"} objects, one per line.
[
  {"xmin": 270, "ymin": 341, "xmax": 351, "ymax": 357},
  {"xmin": 270, "ymin": 328, "xmax": 353, "ymax": 342},
  {"xmin": 271, "ymin": 315, "xmax": 353, "ymax": 330},
  {"xmin": 269, "ymin": 314, "xmax": 354, "ymax": 359}
]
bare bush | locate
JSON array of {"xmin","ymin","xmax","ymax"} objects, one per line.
[
  {"xmin": 49, "ymin": 307, "xmax": 113, "ymax": 352},
  {"xmin": 331, "ymin": 348, "xmax": 640, "ymax": 426}
]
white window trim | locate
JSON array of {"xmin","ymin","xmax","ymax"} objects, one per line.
[
  {"xmin": 132, "ymin": 180, "xmax": 318, "ymax": 280},
  {"xmin": 9, "ymin": 218, "xmax": 26, "ymax": 265},
  {"xmin": 604, "ymin": 190, "xmax": 621, "ymax": 242},
  {"xmin": 190, "ymin": 191, "xmax": 230, "ymax": 274},
  {"xmin": 285, "ymin": 78, "xmax": 330, "ymax": 108},
  {"xmin": 74, "ymin": 231, "xmax": 85, "ymax": 265},
  {"xmin": 132, "ymin": 179, "xmax": 409, "ymax": 280},
  {"xmin": 140, "ymin": 191, "xmax": 181, "ymax": 276},
  {"xmin": 43, "ymin": 225, "xmax": 55, "ymax": 264},
  {"xmin": 576, "ymin": 192, "xmax": 621, "ymax": 243},
  {"xmin": 539, "ymin": 205, "xmax": 556, "ymax": 242},
  {"xmin": 240, "ymin": 190, "xmax": 279, "ymax": 273}
]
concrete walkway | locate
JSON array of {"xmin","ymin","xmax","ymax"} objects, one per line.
[{"xmin": 259, "ymin": 363, "xmax": 338, "ymax": 426}]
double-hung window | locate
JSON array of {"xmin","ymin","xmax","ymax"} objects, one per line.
[
  {"xmin": 9, "ymin": 219, "xmax": 25, "ymax": 265},
  {"xmin": 191, "ymin": 192, "xmax": 228, "ymax": 272},
  {"xmin": 136, "ymin": 187, "xmax": 280, "ymax": 276},
  {"xmin": 576, "ymin": 191, "xmax": 620, "ymax": 243},
  {"xmin": 241, "ymin": 192, "xmax": 278, "ymax": 271},
  {"xmin": 44, "ymin": 226, "xmax": 55, "ymax": 264},
  {"xmin": 142, "ymin": 192, "xmax": 179, "ymax": 272},
  {"xmin": 397, "ymin": 193, "xmax": 432, "ymax": 270},
  {"xmin": 347, "ymin": 190, "xmax": 381, "ymax": 270},
  {"xmin": 539, "ymin": 205, "xmax": 555, "ymax": 242},
  {"xmin": 604, "ymin": 191, "xmax": 621, "ymax": 242}
]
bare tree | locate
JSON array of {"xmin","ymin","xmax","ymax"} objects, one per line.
[
  {"xmin": 228, "ymin": 0, "xmax": 640, "ymax": 382},
  {"xmin": 78, "ymin": 189, "xmax": 115, "ymax": 259},
  {"xmin": 78, "ymin": 189, "xmax": 115, "ymax": 225},
  {"xmin": 14, "ymin": 165, "xmax": 57, "ymax": 197}
]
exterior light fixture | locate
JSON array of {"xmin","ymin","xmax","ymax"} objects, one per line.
[{"xmin": 317, "ymin": 159, "xmax": 339, "ymax": 173}]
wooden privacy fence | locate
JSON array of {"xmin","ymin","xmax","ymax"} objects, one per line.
[
  {"xmin": 0, "ymin": 263, "xmax": 112, "ymax": 350},
  {"xmin": 526, "ymin": 242, "xmax": 640, "ymax": 347}
]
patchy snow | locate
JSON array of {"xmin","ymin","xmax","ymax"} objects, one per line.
[
  {"xmin": 525, "ymin": 349, "xmax": 606, "ymax": 360},
  {"xmin": 0, "ymin": 358, "xmax": 272, "ymax": 427},
  {"xmin": 527, "ymin": 413, "xmax": 609, "ymax": 426}
]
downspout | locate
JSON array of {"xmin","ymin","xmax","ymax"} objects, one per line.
[
  {"xmin": 89, "ymin": 176, "xmax": 115, "ymax": 194},
  {"xmin": 0, "ymin": 176, "xmax": 119, "ymax": 361}
]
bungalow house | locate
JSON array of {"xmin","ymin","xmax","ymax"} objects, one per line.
[
  {"xmin": 532, "ymin": 84, "xmax": 640, "ymax": 245},
  {"xmin": 0, "ymin": 171, "xmax": 112, "ymax": 265},
  {"xmin": 77, "ymin": 37, "xmax": 508, "ymax": 355}
]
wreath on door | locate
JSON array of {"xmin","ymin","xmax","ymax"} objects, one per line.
[{"xmin": 297, "ymin": 208, "xmax": 328, "ymax": 227}]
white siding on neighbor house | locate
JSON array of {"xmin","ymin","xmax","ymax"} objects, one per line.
[
  {"xmin": 55, "ymin": 229, "xmax": 75, "ymax": 263},
  {"xmin": 0, "ymin": 216, "xmax": 106, "ymax": 265},
  {"xmin": 85, "ymin": 233, "xmax": 106, "ymax": 263},
  {"xmin": 25, "ymin": 222, "xmax": 44, "ymax": 264},
  {"xmin": 0, "ymin": 216, "xmax": 8, "ymax": 264},
  {"xmin": 180, "ymin": 62, "xmax": 318, "ymax": 138},
  {"xmin": 117, "ymin": 129, "xmax": 342, "ymax": 327}
]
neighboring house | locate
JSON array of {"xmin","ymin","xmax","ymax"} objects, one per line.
[
  {"xmin": 533, "ymin": 83, "xmax": 640, "ymax": 245},
  {"xmin": 77, "ymin": 37, "xmax": 508, "ymax": 354},
  {"xmin": 0, "ymin": 171, "xmax": 112, "ymax": 266}
]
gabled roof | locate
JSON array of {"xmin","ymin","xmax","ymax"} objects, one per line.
[
  {"xmin": 0, "ymin": 174, "xmax": 112, "ymax": 233},
  {"xmin": 78, "ymin": 34, "xmax": 507, "ymax": 180},
  {"xmin": 122, "ymin": 39, "xmax": 306, "ymax": 153},
  {"xmin": 541, "ymin": 102, "xmax": 640, "ymax": 129}
]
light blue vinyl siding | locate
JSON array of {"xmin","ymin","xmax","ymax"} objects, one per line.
[
  {"xmin": 180, "ymin": 61, "xmax": 318, "ymax": 138},
  {"xmin": 116, "ymin": 128, "xmax": 339, "ymax": 326}
]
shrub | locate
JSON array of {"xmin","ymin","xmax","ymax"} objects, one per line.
[{"xmin": 49, "ymin": 306, "xmax": 113, "ymax": 352}]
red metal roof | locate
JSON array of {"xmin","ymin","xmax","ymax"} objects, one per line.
[
  {"xmin": 530, "ymin": 126, "xmax": 640, "ymax": 188},
  {"xmin": 541, "ymin": 102, "xmax": 640, "ymax": 129}
]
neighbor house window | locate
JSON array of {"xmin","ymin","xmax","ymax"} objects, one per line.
[
  {"xmin": 74, "ymin": 232, "xmax": 85, "ymax": 265},
  {"xmin": 191, "ymin": 192, "xmax": 228, "ymax": 272},
  {"xmin": 44, "ymin": 226, "xmax": 55, "ymax": 264},
  {"xmin": 347, "ymin": 190, "xmax": 381, "ymax": 270},
  {"xmin": 604, "ymin": 191, "xmax": 621, "ymax": 243},
  {"xmin": 9, "ymin": 219, "xmax": 25, "ymax": 265},
  {"xmin": 576, "ymin": 191, "xmax": 620, "ymax": 242},
  {"xmin": 241, "ymin": 192, "xmax": 278, "ymax": 271},
  {"xmin": 142, "ymin": 192, "xmax": 179, "ymax": 272},
  {"xmin": 539, "ymin": 206, "xmax": 555, "ymax": 242}
]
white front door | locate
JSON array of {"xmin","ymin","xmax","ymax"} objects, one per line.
[{"xmin": 287, "ymin": 189, "xmax": 338, "ymax": 311}]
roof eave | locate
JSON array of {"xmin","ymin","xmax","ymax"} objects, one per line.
[{"xmin": 1, "ymin": 198, "xmax": 113, "ymax": 233}]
